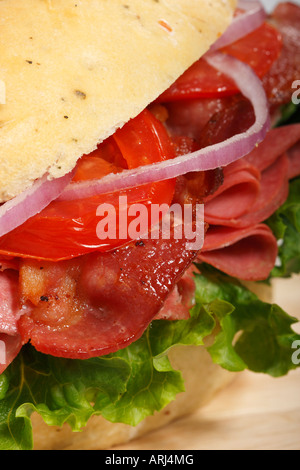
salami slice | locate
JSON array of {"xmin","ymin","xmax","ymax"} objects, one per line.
[
  {"xmin": 244, "ymin": 124, "xmax": 300, "ymax": 172},
  {"xmin": 204, "ymin": 160, "xmax": 261, "ymax": 221},
  {"xmin": 196, "ymin": 98, "xmax": 299, "ymax": 282},
  {"xmin": 199, "ymin": 224, "xmax": 278, "ymax": 281},
  {"xmin": 287, "ymin": 140, "xmax": 300, "ymax": 180},
  {"xmin": 204, "ymin": 150, "xmax": 289, "ymax": 230}
]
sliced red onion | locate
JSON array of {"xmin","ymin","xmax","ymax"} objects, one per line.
[
  {"xmin": 210, "ymin": 0, "xmax": 267, "ymax": 52},
  {"xmin": 59, "ymin": 52, "xmax": 270, "ymax": 201},
  {"xmin": 0, "ymin": 170, "xmax": 74, "ymax": 238}
]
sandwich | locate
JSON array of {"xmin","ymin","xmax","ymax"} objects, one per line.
[{"xmin": 0, "ymin": 0, "xmax": 299, "ymax": 451}]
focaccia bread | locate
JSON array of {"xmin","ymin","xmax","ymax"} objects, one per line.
[{"xmin": 0, "ymin": 0, "xmax": 236, "ymax": 202}]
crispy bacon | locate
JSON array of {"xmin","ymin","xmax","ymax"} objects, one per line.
[
  {"xmin": 18, "ymin": 229, "xmax": 200, "ymax": 359},
  {"xmin": 155, "ymin": 265, "xmax": 198, "ymax": 321}
]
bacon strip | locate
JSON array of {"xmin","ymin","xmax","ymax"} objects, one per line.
[
  {"xmin": 18, "ymin": 230, "xmax": 199, "ymax": 359},
  {"xmin": 155, "ymin": 265, "xmax": 198, "ymax": 321},
  {"xmin": 244, "ymin": 124, "xmax": 300, "ymax": 172}
]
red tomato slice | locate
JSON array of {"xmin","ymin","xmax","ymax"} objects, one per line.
[
  {"xmin": 157, "ymin": 22, "xmax": 282, "ymax": 101},
  {"xmin": 0, "ymin": 110, "xmax": 176, "ymax": 261}
]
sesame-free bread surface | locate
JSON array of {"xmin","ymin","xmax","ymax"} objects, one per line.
[{"xmin": 0, "ymin": 0, "xmax": 236, "ymax": 202}]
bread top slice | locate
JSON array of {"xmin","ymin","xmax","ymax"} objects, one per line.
[{"xmin": 0, "ymin": 0, "xmax": 236, "ymax": 202}]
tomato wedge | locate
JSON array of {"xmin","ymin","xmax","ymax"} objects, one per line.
[
  {"xmin": 0, "ymin": 110, "xmax": 176, "ymax": 261},
  {"xmin": 157, "ymin": 22, "xmax": 282, "ymax": 101}
]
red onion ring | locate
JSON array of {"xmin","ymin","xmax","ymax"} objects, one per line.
[
  {"xmin": 59, "ymin": 52, "xmax": 270, "ymax": 201},
  {"xmin": 210, "ymin": 0, "xmax": 267, "ymax": 52},
  {"xmin": 0, "ymin": 170, "xmax": 74, "ymax": 238}
]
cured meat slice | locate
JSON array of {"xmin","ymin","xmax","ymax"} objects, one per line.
[
  {"xmin": 0, "ymin": 270, "xmax": 23, "ymax": 374},
  {"xmin": 165, "ymin": 96, "xmax": 235, "ymax": 141},
  {"xmin": 199, "ymin": 224, "xmax": 278, "ymax": 281},
  {"xmin": 204, "ymin": 160, "xmax": 261, "ymax": 221},
  {"xmin": 244, "ymin": 124, "xmax": 300, "ymax": 172},
  {"xmin": 0, "ymin": 270, "xmax": 21, "ymax": 336},
  {"xmin": 18, "ymin": 232, "xmax": 199, "ymax": 359},
  {"xmin": 234, "ymin": 153, "xmax": 289, "ymax": 228},
  {"xmin": 155, "ymin": 265, "xmax": 197, "ymax": 321},
  {"xmin": 0, "ymin": 256, "xmax": 19, "ymax": 272},
  {"xmin": 195, "ymin": 101, "xmax": 298, "ymax": 282},
  {"xmin": 287, "ymin": 140, "xmax": 300, "ymax": 180},
  {"xmin": 0, "ymin": 334, "xmax": 22, "ymax": 375},
  {"xmin": 204, "ymin": 150, "xmax": 289, "ymax": 229},
  {"xmin": 262, "ymin": 2, "xmax": 300, "ymax": 109}
]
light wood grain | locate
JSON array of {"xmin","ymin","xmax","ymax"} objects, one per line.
[{"xmin": 114, "ymin": 275, "xmax": 300, "ymax": 450}]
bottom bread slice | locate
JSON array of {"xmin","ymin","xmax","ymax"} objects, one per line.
[{"xmin": 31, "ymin": 344, "xmax": 234, "ymax": 450}]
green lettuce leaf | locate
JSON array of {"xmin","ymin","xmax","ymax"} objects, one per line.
[
  {"xmin": 267, "ymin": 177, "xmax": 300, "ymax": 278},
  {"xmin": 1, "ymin": 264, "xmax": 299, "ymax": 450},
  {"xmin": 193, "ymin": 264, "xmax": 300, "ymax": 377},
  {"xmin": 0, "ymin": 346, "xmax": 131, "ymax": 450}
]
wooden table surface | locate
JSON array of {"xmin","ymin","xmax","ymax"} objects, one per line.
[{"xmin": 115, "ymin": 275, "xmax": 300, "ymax": 451}]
